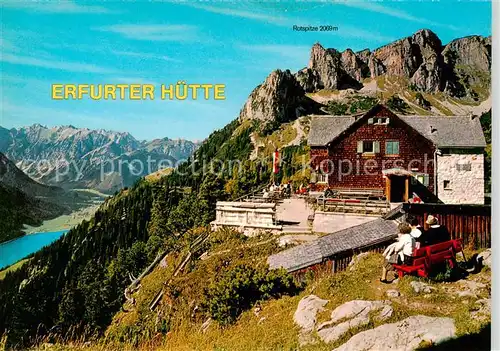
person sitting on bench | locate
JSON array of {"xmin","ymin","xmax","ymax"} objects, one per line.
[
  {"xmin": 421, "ymin": 215, "xmax": 451, "ymax": 247},
  {"xmin": 380, "ymin": 222, "xmax": 415, "ymax": 284},
  {"xmin": 407, "ymin": 216, "xmax": 423, "ymax": 239}
]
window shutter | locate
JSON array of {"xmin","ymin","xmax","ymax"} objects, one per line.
[
  {"xmin": 311, "ymin": 172, "xmax": 317, "ymax": 183},
  {"xmin": 357, "ymin": 140, "xmax": 363, "ymax": 153},
  {"xmin": 423, "ymin": 174, "xmax": 429, "ymax": 186},
  {"xmin": 373, "ymin": 141, "xmax": 380, "ymax": 153},
  {"xmin": 368, "ymin": 118, "xmax": 374, "ymax": 125}
]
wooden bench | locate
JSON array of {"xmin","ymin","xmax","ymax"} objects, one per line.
[{"xmin": 392, "ymin": 239, "xmax": 463, "ymax": 278}]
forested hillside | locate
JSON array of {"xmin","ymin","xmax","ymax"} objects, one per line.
[
  {"xmin": 0, "ymin": 117, "xmax": 278, "ymax": 348},
  {"xmin": 0, "ymin": 153, "xmax": 66, "ymax": 243},
  {"xmin": 0, "ymin": 183, "xmax": 64, "ymax": 244}
]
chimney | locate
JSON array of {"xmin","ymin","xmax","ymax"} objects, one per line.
[
  {"xmin": 430, "ymin": 125, "xmax": 437, "ymax": 134},
  {"xmin": 469, "ymin": 113, "xmax": 477, "ymax": 120}
]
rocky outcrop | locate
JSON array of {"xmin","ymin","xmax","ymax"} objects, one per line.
[
  {"xmin": 442, "ymin": 35, "xmax": 491, "ymax": 97},
  {"xmin": 294, "ymin": 295, "xmax": 329, "ymax": 332},
  {"xmin": 317, "ymin": 300, "xmax": 393, "ymax": 344},
  {"xmin": 308, "ymin": 43, "xmax": 344, "ymax": 90},
  {"xmin": 477, "ymin": 249, "xmax": 492, "ymax": 268},
  {"xmin": 240, "ymin": 29, "xmax": 491, "ymax": 123},
  {"xmin": 239, "ymin": 69, "xmax": 321, "ymax": 124},
  {"xmin": 333, "ymin": 315, "xmax": 456, "ymax": 351},
  {"xmin": 296, "ymin": 44, "xmax": 364, "ymax": 92},
  {"xmin": 293, "ymin": 29, "xmax": 490, "ymax": 96},
  {"xmin": 374, "ymin": 29, "xmax": 442, "ymax": 80},
  {"xmin": 443, "ymin": 36, "xmax": 491, "ymax": 73},
  {"xmin": 294, "ymin": 295, "xmax": 329, "ymax": 346}
]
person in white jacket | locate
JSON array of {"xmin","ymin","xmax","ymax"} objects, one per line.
[{"xmin": 380, "ymin": 222, "xmax": 415, "ymax": 283}]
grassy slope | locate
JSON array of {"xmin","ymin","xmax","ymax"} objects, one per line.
[
  {"xmin": 308, "ymin": 75, "xmax": 489, "ymax": 117},
  {"xmin": 159, "ymin": 252, "xmax": 490, "ymax": 351},
  {"xmin": 0, "ymin": 259, "xmax": 30, "ymax": 280}
]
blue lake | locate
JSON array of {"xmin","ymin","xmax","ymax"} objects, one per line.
[{"xmin": 0, "ymin": 230, "xmax": 68, "ymax": 269}]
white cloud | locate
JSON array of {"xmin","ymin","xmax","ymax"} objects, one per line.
[
  {"xmin": 1, "ymin": 53, "xmax": 117, "ymax": 74},
  {"xmin": 95, "ymin": 24, "xmax": 199, "ymax": 42},
  {"xmin": 2, "ymin": 0, "xmax": 116, "ymax": 14},
  {"xmin": 340, "ymin": 1, "xmax": 460, "ymax": 31},
  {"xmin": 0, "ymin": 38, "xmax": 17, "ymax": 52},
  {"xmin": 190, "ymin": 4, "xmax": 290, "ymax": 25}
]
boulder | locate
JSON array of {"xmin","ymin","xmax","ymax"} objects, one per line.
[
  {"xmin": 376, "ymin": 305, "xmax": 394, "ymax": 321},
  {"xmin": 329, "ymin": 300, "xmax": 390, "ymax": 324},
  {"xmin": 333, "ymin": 315, "xmax": 456, "ymax": 351},
  {"xmin": 477, "ymin": 249, "xmax": 491, "ymax": 268},
  {"xmin": 318, "ymin": 315, "xmax": 370, "ymax": 344},
  {"xmin": 386, "ymin": 289, "xmax": 401, "ymax": 298},
  {"xmin": 293, "ymin": 295, "xmax": 329, "ymax": 332},
  {"xmin": 316, "ymin": 300, "xmax": 393, "ymax": 344},
  {"xmin": 472, "ymin": 298, "xmax": 491, "ymax": 322}
]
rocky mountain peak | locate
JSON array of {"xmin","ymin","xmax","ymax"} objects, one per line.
[
  {"xmin": 411, "ymin": 28, "xmax": 442, "ymax": 48},
  {"xmin": 239, "ymin": 69, "xmax": 314, "ymax": 123},
  {"xmin": 443, "ymin": 35, "xmax": 491, "ymax": 71},
  {"xmin": 307, "ymin": 43, "xmax": 343, "ymax": 90}
]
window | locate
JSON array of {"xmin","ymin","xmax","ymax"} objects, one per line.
[
  {"xmin": 357, "ymin": 140, "xmax": 380, "ymax": 153},
  {"xmin": 368, "ymin": 117, "xmax": 390, "ymax": 125},
  {"xmin": 412, "ymin": 174, "xmax": 429, "ymax": 186},
  {"xmin": 443, "ymin": 180, "xmax": 451, "ymax": 190},
  {"xmin": 385, "ymin": 141, "xmax": 400, "ymax": 155},
  {"xmin": 456, "ymin": 162, "xmax": 471, "ymax": 171},
  {"xmin": 317, "ymin": 173, "xmax": 328, "ymax": 184},
  {"xmin": 363, "ymin": 141, "xmax": 374, "ymax": 153}
]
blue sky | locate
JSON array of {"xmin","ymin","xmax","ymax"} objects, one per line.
[{"xmin": 0, "ymin": 1, "xmax": 491, "ymax": 141}]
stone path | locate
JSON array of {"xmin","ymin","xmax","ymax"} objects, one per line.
[
  {"xmin": 276, "ymin": 197, "xmax": 379, "ymax": 234},
  {"xmin": 276, "ymin": 198, "xmax": 314, "ymax": 233}
]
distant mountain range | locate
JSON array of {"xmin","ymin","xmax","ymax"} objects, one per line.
[{"xmin": 0, "ymin": 124, "xmax": 200, "ymax": 193}]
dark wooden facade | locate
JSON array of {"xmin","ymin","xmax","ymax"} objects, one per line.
[
  {"xmin": 402, "ymin": 203, "xmax": 492, "ymax": 248},
  {"xmin": 310, "ymin": 106, "xmax": 436, "ymax": 200}
]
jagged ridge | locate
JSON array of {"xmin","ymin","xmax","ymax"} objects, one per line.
[{"xmin": 240, "ymin": 29, "xmax": 491, "ymax": 124}]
